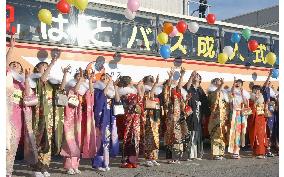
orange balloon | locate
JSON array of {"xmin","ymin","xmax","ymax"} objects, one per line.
[{"xmin": 163, "ymin": 22, "xmax": 174, "ymax": 35}]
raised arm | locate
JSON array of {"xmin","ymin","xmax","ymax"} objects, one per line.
[
  {"xmin": 231, "ymin": 76, "xmax": 236, "ymax": 95},
  {"xmin": 186, "ymin": 70, "xmax": 196, "ymax": 90},
  {"xmin": 60, "ymin": 65, "xmax": 71, "ymax": 91},
  {"xmin": 216, "ymin": 78, "xmax": 224, "ymax": 93},
  {"xmin": 41, "ymin": 48, "xmax": 60, "ymax": 82},
  {"xmin": 166, "ymin": 67, "xmax": 175, "ymax": 86},
  {"xmin": 74, "ymin": 68, "xmax": 84, "ymax": 93},
  {"xmin": 150, "ymin": 75, "xmax": 159, "ymax": 99},
  {"xmin": 137, "ymin": 80, "xmax": 145, "ymax": 98},
  {"xmin": 24, "ymin": 69, "xmax": 31, "ymax": 96},
  {"xmin": 178, "ymin": 67, "xmax": 186, "ymax": 89},
  {"xmin": 114, "ymin": 79, "xmax": 120, "ymax": 102},
  {"xmin": 263, "ymin": 69, "xmax": 273, "ymax": 88},
  {"xmin": 6, "ymin": 35, "xmax": 15, "ymax": 67},
  {"xmin": 88, "ymin": 70, "xmax": 94, "ymax": 95},
  {"xmin": 103, "ymin": 75, "xmax": 112, "ymax": 96}
]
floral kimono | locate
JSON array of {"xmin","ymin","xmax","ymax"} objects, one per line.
[
  {"xmin": 30, "ymin": 74, "xmax": 64, "ymax": 171},
  {"xmin": 6, "ymin": 69, "xmax": 38, "ymax": 176},
  {"xmin": 228, "ymin": 89, "xmax": 250, "ymax": 155},
  {"xmin": 143, "ymin": 85, "xmax": 162, "ymax": 161},
  {"xmin": 92, "ymin": 81, "xmax": 119, "ymax": 169},
  {"xmin": 248, "ymin": 94, "xmax": 267, "ymax": 156},
  {"xmin": 207, "ymin": 86, "xmax": 230, "ymax": 157},
  {"xmin": 183, "ymin": 85, "xmax": 209, "ymax": 159},
  {"xmin": 119, "ymin": 86, "xmax": 144, "ymax": 164},
  {"xmin": 163, "ymin": 85, "xmax": 188, "ymax": 160}
]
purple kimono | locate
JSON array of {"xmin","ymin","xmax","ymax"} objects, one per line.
[{"xmin": 92, "ymin": 81, "xmax": 119, "ymax": 168}]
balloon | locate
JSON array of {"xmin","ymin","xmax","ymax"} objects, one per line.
[
  {"xmin": 188, "ymin": 22, "xmax": 199, "ymax": 33},
  {"xmin": 124, "ymin": 8, "xmax": 136, "ymax": 20},
  {"xmin": 223, "ymin": 46, "xmax": 234, "ymax": 57},
  {"xmin": 217, "ymin": 53, "xmax": 228, "ymax": 64},
  {"xmin": 231, "ymin": 33, "xmax": 241, "ymax": 43},
  {"xmin": 252, "ymin": 72, "xmax": 257, "ymax": 81},
  {"xmin": 169, "ymin": 26, "xmax": 178, "ymax": 37},
  {"xmin": 66, "ymin": 0, "xmax": 74, "ymax": 5},
  {"xmin": 163, "ymin": 22, "xmax": 174, "ymax": 35},
  {"xmin": 56, "ymin": 0, "xmax": 70, "ymax": 14},
  {"xmin": 206, "ymin": 14, "xmax": 216, "ymax": 25},
  {"xmin": 248, "ymin": 40, "xmax": 258, "ymax": 52},
  {"xmin": 266, "ymin": 52, "xmax": 277, "ymax": 65},
  {"xmin": 157, "ymin": 32, "xmax": 168, "ymax": 45},
  {"xmin": 242, "ymin": 28, "xmax": 251, "ymax": 41},
  {"xmin": 127, "ymin": 0, "xmax": 140, "ymax": 12},
  {"xmin": 74, "ymin": 0, "xmax": 88, "ymax": 12},
  {"xmin": 176, "ymin": 20, "xmax": 187, "ymax": 34},
  {"xmin": 271, "ymin": 68, "xmax": 279, "ymax": 79},
  {"xmin": 38, "ymin": 9, "xmax": 52, "ymax": 26},
  {"xmin": 160, "ymin": 45, "xmax": 171, "ymax": 59}
]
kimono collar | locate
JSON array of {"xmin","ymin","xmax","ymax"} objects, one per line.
[
  {"xmin": 118, "ymin": 86, "xmax": 137, "ymax": 96},
  {"xmin": 66, "ymin": 79, "xmax": 89, "ymax": 96},
  {"xmin": 11, "ymin": 70, "xmax": 25, "ymax": 83},
  {"xmin": 144, "ymin": 84, "xmax": 162, "ymax": 95},
  {"xmin": 250, "ymin": 93, "xmax": 264, "ymax": 104},
  {"xmin": 233, "ymin": 88, "xmax": 250, "ymax": 100},
  {"xmin": 94, "ymin": 81, "xmax": 115, "ymax": 98}
]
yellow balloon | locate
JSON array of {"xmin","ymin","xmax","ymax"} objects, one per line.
[
  {"xmin": 266, "ymin": 52, "xmax": 276, "ymax": 65},
  {"xmin": 38, "ymin": 9, "xmax": 52, "ymax": 26},
  {"xmin": 218, "ymin": 53, "xmax": 228, "ymax": 64},
  {"xmin": 74, "ymin": 0, "xmax": 88, "ymax": 11},
  {"xmin": 66, "ymin": 0, "xmax": 74, "ymax": 5},
  {"xmin": 157, "ymin": 32, "xmax": 168, "ymax": 45}
]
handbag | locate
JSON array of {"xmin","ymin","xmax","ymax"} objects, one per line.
[
  {"xmin": 242, "ymin": 107, "xmax": 252, "ymax": 116},
  {"xmin": 23, "ymin": 95, "xmax": 39, "ymax": 107},
  {"xmin": 113, "ymin": 104, "xmax": 125, "ymax": 115},
  {"xmin": 55, "ymin": 93, "xmax": 68, "ymax": 106},
  {"xmin": 145, "ymin": 99, "xmax": 160, "ymax": 109},
  {"xmin": 68, "ymin": 95, "xmax": 79, "ymax": 107}
]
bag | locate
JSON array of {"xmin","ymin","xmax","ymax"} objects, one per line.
[
  {"xmin": 68, "ymin": 95, "xmax": 79, "ymax": 107},
  {"xmin": 55, "ymin": 93, "xmax": 68, "ymax": 106},
  {"xmin": 242, "ymin": 107, "xmax": 252, "ymax": 116},
  {"xmin": 145, "ymin": 99, "xmax": 160, "ymax": 109},
  {"xmin": 113, "ymin": 104, "xmax": 125, "ymax": 115},
  {"xmin": 23, "ymin": 95, "xmax": 38, "ymax": 107}
]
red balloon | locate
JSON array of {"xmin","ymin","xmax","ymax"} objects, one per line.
[
  {"xmin": 56, "ymin": 0, "xmax": 70, "ymax": 14},
  {"xmin": 248, "ymin": 40, "xmax": 259, "ymax": 52},
  {"xmin": 176, "ymin": 20, "xmax": 187, "ymax": 34},
  {"xmin": 206, "ymin": 14, "xmax": 216, "ymax": 25}
]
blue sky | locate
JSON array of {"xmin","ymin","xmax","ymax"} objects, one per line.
[{"xmin": 204, "ymin": 0, "xmax": 279, "ymax": 20}]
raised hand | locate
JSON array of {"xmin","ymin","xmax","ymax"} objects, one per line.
[
  {"xmin": 167, "ymin": 67, "xmax": 175, "ymax": 78},
  {"xmin": 10, "ymin": 35, "xmax": 15, "ymax": 48},
  {"xmin": 155, "ymin": 74, "xmax": 159, "ymax": 84},
  {"xmin": 220, "ymin": 78, "xmax": 224, "ymax": 85},
  {"xmin": 25, "ymin": 68, "xmax": 31, "ymax": 79},
  {"xmin": 180, "ymin": 67, "xmax": 186, "ymax": 76},
  {"xmin": 51, "ymin": 48, "xmax": 61, "ymax": 61},
  {"xmin": 61, "ymin": 65, "xmax": 71, "ymax": 74}
]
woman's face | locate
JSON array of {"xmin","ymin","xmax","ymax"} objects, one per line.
[
  {"xmin": 37, "ymin": 63, "xmax": 48, "ymax": 74},
  {"xmin": 9, "ymin": 62, "xmax": 22, "ymax": 74},
  {"xmin": 74, "ymin": 74, "xmax": 80, "ymax": 81},
  {"xmin": 193, "ymin": 74, "xmax": 201, "ymax": 85},
  {"xmin": 215, "ymin": 79, "xmax": 221, "ymax": 87},
  {"xmin": 253, "ymin": 89, "xmax": 261, "ymax": 96},
  {"xmin": 234, "ymin": 81, "xmax": 242, "ymax": 89},
  {"xmin": 100, "ymin": 74, "xmax": 110, "ymax": 84}
]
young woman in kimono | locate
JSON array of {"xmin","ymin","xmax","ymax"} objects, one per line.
[
  {"xmin": 118, "ymin": 76, "xmax": 144, "ymax": 168},
  {"xmin": 262, "ymin": 69, "xmax": 277, "ymax": 157},
  {"xmin": 143, "ymin": 75, "xmax": 162, "ymax": 167},
  {"xmin": 6, "ymin": 35, "xmax": 38, "ymax": 177},
  {"xmin": 163, "ymin": 68, "xmax": 188, "ymax": 164},
  {"xmin": 228, "ymin": 78, "xmax": 250, "ymax": 159},
  {"xmin": 248, "ymin": 85, "xmax": 267, "ymax": 159},
  {"xmin": 183, "ymin": 71, "xmax": 209, "ymax": 160},
  {"xmin": 92, "ymin": 73, "xmax": 120, "ymax": 171},
  {"xmin": 60, "ymin": 68, "xmax": 95, "ymax": 175},
  {"xmin": 30, "ymin": 49, "xmax": 66, "ymax": 177},
  {"xmin": 207, "ymin": 78, "xmax": 229, "ymax": 160}
]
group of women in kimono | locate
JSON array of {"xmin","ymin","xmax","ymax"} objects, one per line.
[{"xmin": 6, "ymin": 36, "xmax": 279, "ymax": 177}]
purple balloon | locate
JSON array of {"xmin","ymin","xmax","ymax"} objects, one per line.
[{"xmin": 127, "ymin": 0, "xmax": 140, "ymax": 12}]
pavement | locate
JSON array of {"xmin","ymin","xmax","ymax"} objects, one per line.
[{"xmin": 12, "ymin": 144, "xmax": 279, "ymax": 177}]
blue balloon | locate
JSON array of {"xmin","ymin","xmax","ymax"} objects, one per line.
[
  {"xmin": 160, "ymin": 45, "xmax": 171, "ymax": 59},
  {"xmin": 231, "ymin": 33, "xmax": 241, "ymax": 43},
  {"xmin": 271, "ymin": 68, "xmax": 279, "ymax": 79}
]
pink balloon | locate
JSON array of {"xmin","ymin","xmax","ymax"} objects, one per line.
[
  {"xmin": 127, "ymin": 0, "xmax": 140, "ymax": 12},
  {"xmin": 169, "ymin": 26, "xmax": 178, "ymax": 37}
]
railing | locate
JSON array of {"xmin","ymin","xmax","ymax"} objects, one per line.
[{"xmin": 187, "ymin": 0, "xmax": 211, "ymax": 17}]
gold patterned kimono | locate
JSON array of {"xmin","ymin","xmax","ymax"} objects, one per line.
[
  {"xmin": 32, "ymin": 79, "xmax": 64, "ymax": 170},
  {"xmin": 208, "ymin": 90, "xmax": 229, "ymax": 157}
]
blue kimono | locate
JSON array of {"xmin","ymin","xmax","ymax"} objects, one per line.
[{"xmin": 92, "ymin": 87, "xmax": 119, "ymax": 168}]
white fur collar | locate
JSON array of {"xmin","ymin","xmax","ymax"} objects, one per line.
[
  {"xmin": 181, "ymin": 88, "xmax": 188, "ymax": 100},
  {"xmin": 144, "ymin": 85, "xmax": 163, "ymax": 95},
  {"xmin": 11, "ymin": 70, "xmax": 25, "ymax": 83},
  {"xmin": 66, "ymin": 79, "xmax": 89, "ymax": 95},
  {"xmin": 94, "ymin": 81, "xmax": 115, "ymax": 98},
  {"xmin": 270, "ymin": 87, "xmax": 276, "ymax": 99},
  {"xmin": 118, "ymin": 86, "xmax": 137, "ymax": 96},
  {"xmin": 29, "ymin": 73, "xmax": 61, "ymax": 88},
  {"xmin": 250, "ymin": 93, "xmax": 264, "ymax": 104},
  {"xmin": 233, "ymin": 89, "xmax": 250, "ymax": 100}
]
